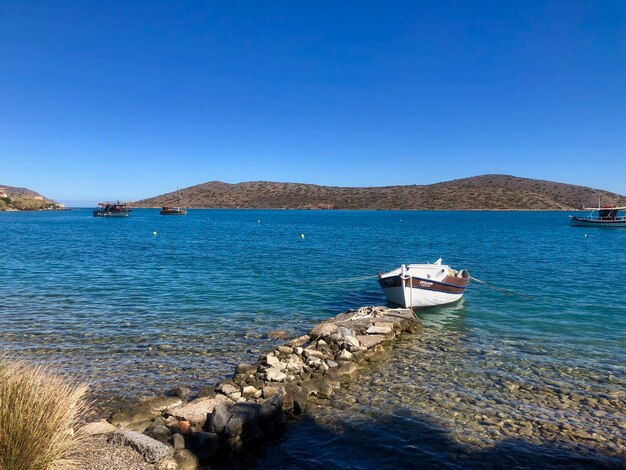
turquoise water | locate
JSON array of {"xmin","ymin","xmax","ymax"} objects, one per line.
[{"xmin": 1, "ymin": 209, "xmax": 625, "ymax": 466}]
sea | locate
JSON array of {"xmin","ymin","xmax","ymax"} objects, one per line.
[{"xmin": 1, "ymin": 209, "xmax": 624, "ymax": 468}]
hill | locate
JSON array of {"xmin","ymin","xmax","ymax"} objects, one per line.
[
  {"xmin": 131, "ymin": 175, "xmax": 626, "ymax": 210},
  {"xmin": 0, "ymin": 184, "xmax": 58, "ymax": 211}
]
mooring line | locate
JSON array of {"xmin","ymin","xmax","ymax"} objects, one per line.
[{"xmin": 469, "ymin": 275, "xmax": 534, "ymax": 300}]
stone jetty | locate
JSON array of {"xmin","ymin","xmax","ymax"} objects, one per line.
[{"xmin": 85, "ymin": 306, "xmax": 420, "ymax": 469}]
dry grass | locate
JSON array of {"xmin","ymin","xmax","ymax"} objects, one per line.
[{"xmin": 0, "ymin": 357, "xmax": 90, "ymax": 470}]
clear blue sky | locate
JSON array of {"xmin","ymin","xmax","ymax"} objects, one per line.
[{"xmin": 1, "ymin": 1, "xmax": 624, "ymax": 206}]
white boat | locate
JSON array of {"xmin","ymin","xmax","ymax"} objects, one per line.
[{"xmin": 378, "ymin": 258, "xmax": 470, "ymax": 309}]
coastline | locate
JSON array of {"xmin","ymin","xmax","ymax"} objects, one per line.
[
  {"xmin": 82, "ymin": 307, "xmax": 422, "ymax": 468},
  {"xmin": 79, "ymin": 305, "xmax": 626, "ymax": 469}
]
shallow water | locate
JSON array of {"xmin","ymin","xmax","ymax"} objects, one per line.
[{"xmin": 1, "ymin": 209, "xmax": 625, "ymax": 465}]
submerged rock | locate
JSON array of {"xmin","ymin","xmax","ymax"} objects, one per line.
[{"xmin": 266, "ymin": 330, "xmax": 290, "ymax": 340}]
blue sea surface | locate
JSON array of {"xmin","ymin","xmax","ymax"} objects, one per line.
[{"xmin": 1, "ymin": 209, "xmax": 624, "ymax": 467}]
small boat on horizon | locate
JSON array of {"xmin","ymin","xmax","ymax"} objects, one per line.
[
  {"xmin": 160, "ymin": 188, "xmax": 188, "ymax": 215},
  {"xmin": 378, "ymin": 258, "xmax": 470, "ymax": 309},
  {"xmin": 569, "ymin": 206, "xmax": 626, "ymax": 228},
  {"xmin": 160, "ymin": 206, "xmax": 188, "ymax": 215},
  {"xmin": 92, "ymin": 202, "xmax": 132, "ymax": 217}
]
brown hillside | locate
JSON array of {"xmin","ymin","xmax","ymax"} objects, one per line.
[
  {"xmin": 0, "ymin": 184, "xmax": 57, "ymax": 211},
  {"xmin": 131, "ymin": 175, "xmax": 626, "ymax": 210}
]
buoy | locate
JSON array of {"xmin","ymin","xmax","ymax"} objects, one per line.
[
  {"xmin": 258, "ymin": 220, "xmax": 261, "ymax": 223},
  {"xmin": 584, "ymin": 234, "xmax": 588, "ymax": 238},
  {"xmin": 153, "ymin": 231, "xmax": 157, "ymax": 236},
  {"xmin": 300, "ymin": 233, "xmax": 305, "ymax": 239}
]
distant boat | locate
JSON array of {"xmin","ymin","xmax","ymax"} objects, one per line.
[
  {"xmin": 160, "ymin": 206, "xmax": 187, "ymax": 215},
  {"xmin": 569, "ymin": 206, "xmax": 626, "ymax": 227},
  {"xmin": 160, "ymin": 188, "xmax": 187, "ymax": 215},
  {"xmin": 378, "ymin": 258, "xmax": 470, "ymax": 309},
  {"xmin": 92, "ymin": 202, "xmax": 131, "ymax": 217}
]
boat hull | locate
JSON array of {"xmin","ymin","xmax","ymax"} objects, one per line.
[
  {"xmin": 569, "ymin": 216, "xmax": 626, "ymax": 227},
  {"xmin": 92, "ymin": 210, "xmax": 131, "ymax": 217},
  {"xmin": 160, "ymin": 210, "xmax": 187, "ymax": 215},
  {"xmin": 379, "ymin": 275, "xmax": 468, "ymax": 308}
]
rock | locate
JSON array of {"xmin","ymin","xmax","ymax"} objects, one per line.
[
  {"xmin": 337, "ymin": 361, "xmax": 359, "ymax": 377},
  {"xmin": 342, "ymin": 335, "xmax": 361, "ymax": 350},
  {"xmin": 145, "ymin": 424, "xmax": 172, "ymax": 443},
  {"xmin": 356, "ymin": 334, "xmax": 387, "ymax": 349},
  {"xmin": 291, "ymin": 388, "xmax": 309, "ymax": 414},
  {"xmin": 235, "ymin": 363, "xmax": 258, "ymax": 374},
  {"xmin": 286, "ymin": 362, "xmax": 302, "ymax": 373},
  {"xmin": 186, "ymin": 431, "xmax": 219, "ymax": 462},
  {"xmin": 337, "ymin": 326, "xmax": 357, "ymax": 338},
  {"xmin": 166, "ymin": 387, "xmax": 194, "ymax": 401},
  {"xmin": 327, "ymin": 360, "xmax": 338, "ymax": 368},
  {"xmin": 295, "ymin": 347, "xmax": 304, "ymax": 355},
  {"xmin": 109, "ymin": 429, "xmax": 173, "ymax": 464},
  {"xmin": 308, "ymin": 379, "xmax": 334, "ymax": 398},
  {"xmin": 366, "ymin": 325, "xmax": 393, "ymax": 335},
  {"xmin": 166, "ymin": 395, "xmax": 232, "ymax": 428},
  {"xmin": 307, "ymin": 356, "xmax": 323, "ymax": 368},
  {"xmin": 222, "ymin": 395, "xmax": 283, "ymax": 441},
  {"xmin": 169, "ymin": 420, "xmax": 191, "ymax": 435},
  {"xmin": 263, "ymin": 366, "xmax": 287, "ymax": 382},
  {"xmin": 154, "ymin": 449, "xmax": 199, "ymax": 470},
  {"xmin": 197, "ymin": 386, "xmax": 216, "ymax": 398},
  {"xmin": 80, "ymin": 419, "xmax": 118, "ymax": 436},
  {"xmin": 337, "ymin": 349, "xmax": 353, "ymax": 361},
  {"xmin": 276, "ymin": 345, "xmax": 293, "ymax": 355},
  {"xmin": 228, "ymin": 392, "xmax": 242, "ymax": 402},
  {"xmin": 264, "ymin": 354, "xmax": 281, "ymax": 368},
  {"xmin": 310, "ymin": 322, "xmax": 338, "ymax": 338},
  {"xmin": 303, "ymin": 348, "xmax": 325, "ymax": 358},
  {"xmin": 205, "ymin": 402, "xmax": 232, "ymax": 433},
  {"xmin": 266, "ymin": 330, "xmax": 290, "ymax": 340},
  {"xmin": 226, "ymin": 435, "xmax": 242, "ymax": 450},
  {"xmin": 233, "ymin": 374, "xmax": 248, "ymax": 386},
  {"xmin": 242, "ymin": 385, "xmax": 258, "ymax": 397},
  {"xmin": 262, "ymin": 385, "xmax": 282, "ymax": 398},
  {"xmin": 288, "ymin": 335, "xmax": 310, "ymax": 347},
  {"xmin": 110, "ymin": 397, "xmax": 182, "ymax": 432},
  {"xmin": 217, "ymin": 383, "xmax": 239, "ymax": 395},
  {"xmin": 172, "ymin": 433, "xmax": 185, "ymax": 450}
]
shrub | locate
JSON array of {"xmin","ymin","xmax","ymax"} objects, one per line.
[{"xmin": 0, "ymin": 357, "xmax": 90, "ymax": 470}]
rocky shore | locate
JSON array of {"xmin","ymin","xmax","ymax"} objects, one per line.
[{"xmin": 81, "ymin": 306, "xmax": 420, "ymax": 469}]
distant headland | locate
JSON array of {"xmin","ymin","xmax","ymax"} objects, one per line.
[
  {"xmin": 0, "ymin": 184, "xmax": 63, "ymax": 211},
  {"xmin": 131, "ymin": 175, "xmax": 626, "ymax": 211}
]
